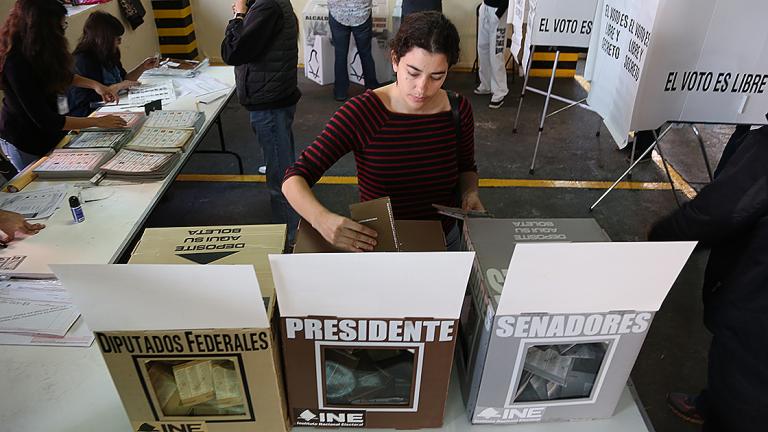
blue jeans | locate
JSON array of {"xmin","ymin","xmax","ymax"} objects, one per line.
[
  {"xmin": 0, "ymin": 138, "xmax": 38, "ymax": 171},
  {"xmin": 249, "ymin": 106, "xmax": 299, "ymax": 243},
  {"xmin": 329, "ymin": 13, "xmax": 380, "ymax": 99}
]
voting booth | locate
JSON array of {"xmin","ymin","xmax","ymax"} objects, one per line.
[
  {"xmin": 456, "ymin": 218, "xmax": 695, "ymax": 424},
  {"xmin": 54, "ymin": 265, "xmax": 290, "ymax": 432},
  {"xmin": 510, "ymin": 0, "xmax": 600, "ymax": 173},
  {"xmin": 586, "ymin": 0, "xmax": 768, "ymax": 149},
  {"xmin": 302, "ymin": 0, "xmax": 393, "ymax": 86}
]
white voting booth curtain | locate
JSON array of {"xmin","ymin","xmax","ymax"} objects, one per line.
[
  {"xmin": 509, "ymin": 0, "xmax": 598, "ymax": 73},
  {"xmin": 586, "ymin": 0, "xmax": 768, "ymax": 148}
]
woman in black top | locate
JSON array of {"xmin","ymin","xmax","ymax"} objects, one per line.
[
  {"xmin": 68, "ymin": 11, "xmax": 158, "ymax": 117},
  {"xmin": 0, "ymin": 0, "xmax": 126, "ymax": 170}
]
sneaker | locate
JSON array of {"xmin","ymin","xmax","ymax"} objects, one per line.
[
  {"xmin": 489, "ymin": 98, "xmax": 505, "ymax": 109},
  {"xmin": 258, "ymin": 165, "xmax": 266, "ymax": 174},
  {"xmin": 666, "ymin": 392, "xmax": 704, "ymax": 425},
  {"xmin": 474, "ymin": 87, "xmax": 492, "ymax": 95}
]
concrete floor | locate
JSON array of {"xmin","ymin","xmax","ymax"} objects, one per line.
[{"xmin": 142, "ymin": 70, "xmax": 728, "ymax": 432}]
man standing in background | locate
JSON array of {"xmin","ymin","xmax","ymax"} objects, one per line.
[
  {"xmin": 221, "ymin": 0, "xmax": 301, "ymax": 243},
  {"xmin": 327, "ymin": 0, "xmax": 380, "ymax": 101},
  {"xmin": 476, "ymin": 0, "xmax": 508, "ymax": 109}
]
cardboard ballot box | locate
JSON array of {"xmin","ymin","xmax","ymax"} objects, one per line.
[
  {"xmin": 128, "ymin": 224, "xmax": 285, "ymax": 316},
  {"xmin": 270, "ymin": 220, "xmax": 475, "ymax": 428},
  {"xmin": 456, "ymin": 218, "xmax": 695, "ymax": 425},
  {"xmin": 52, "ymin": 264, "xmax": 290, "ymax": 432}
]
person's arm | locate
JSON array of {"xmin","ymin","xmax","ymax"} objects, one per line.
[
  {"xmin": 649, "ymin": 129, "xmax": 768, "ymax": 244},
  {"xmin": 63, "ymin": 115, "xmax": 126, "ymax": 130},
  {"xmin": 71, "ymin": 74, "xmax": 119, "ymax": 103},
  {"xmin": 221, "ymin": 0, "xmax": 283, "ymax": 66},
  {"xmin": 281, "ymin": 103, "xmax": 378, "ymax": 252},
  {"xmin": 456, "ymin": 96, "xmax": 485, "ymax": 211},
  {"xmin": 0, "ymin": 210, "xmax": 44, "ymax": 243},
  {"xmin": 125, "ymin": 57, "xmax": 159, "ymax": 81},
  {"xmin": 283, "ymin": 176, "xmax": 377, "ymax": 251}
]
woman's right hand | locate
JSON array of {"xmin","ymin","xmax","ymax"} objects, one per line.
[
  {"xmin": 93, "ymin": 115, "xmax": 128, "ymax": 129},
  {"xmin": 314, "ymin": 212, "xmax": 378, "ymax": 252}
]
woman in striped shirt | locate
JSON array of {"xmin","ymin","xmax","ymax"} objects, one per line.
[{"xmin": 283, "ymin": 12, "xmax": 484, "ymax": 252}]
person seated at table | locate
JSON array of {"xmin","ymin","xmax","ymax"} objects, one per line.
[
  {"xmin": 0, "ymin": 209, "xmax": 44, "ymax": 244},
  {"xmin": 282, "ymin": 12, "xmax": 485, "ymax": 252},
  {"xmin": 0, "ymin": 0, "xmax": 126, "ymax": 171},
  {"xmin": 67, "ymin": 11, "xmax": 159, "ymax": 117}
]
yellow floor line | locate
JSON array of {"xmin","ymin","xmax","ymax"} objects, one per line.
[
  {"xmin": 575, "ymin": 74, "xmax": 697, "ymax": 198},
  {"xmin": 176, "ymin": 174, "xmax": 672, "ymax": 191},
  {"xmin": 651, "ymin": 150, "xmax": 698, "ymax": 199}
]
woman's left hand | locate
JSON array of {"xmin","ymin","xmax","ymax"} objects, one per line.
[
  {"xmin": 141, "ymin": 56, "xmax": 160, "ymax": 71},
  {"xmin": 94, "ymin": 83, "xmax": 119, "ymax": 103},
  {"xmin": 462, "ymin": 190, "xmax": 486, "ymax": 212}
]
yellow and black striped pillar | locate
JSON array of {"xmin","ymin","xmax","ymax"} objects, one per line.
[
  {"xmin": 151, "ymin": 0, "xmax": 198, "ymax": 59},
  {"xmin": 530, "ymin": 46, "xmax": 585, "ymax": 78}
]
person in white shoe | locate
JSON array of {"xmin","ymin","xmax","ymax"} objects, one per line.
[{"xmin": 475, "ymin": 0, "xmax": 508, "ymax": 109}]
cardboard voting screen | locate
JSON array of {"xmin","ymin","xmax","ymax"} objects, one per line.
[
  {"xmin": 526, "ymin": 0, "xmax": 598, "ymax": 48},
  {"xmin": 269, "ymin": 252, "xmax": 475, "ymax": 319},
  {"xmin": 586, "ymin": 0, "xmax": 768, "ymax": 147},
  {"xmin": 496, "ymin": 242, "xmax": 696, "ymax": 316},
  {"xmin": 52, "ymin": 264, "xmax": 269, "ymax": 331}
]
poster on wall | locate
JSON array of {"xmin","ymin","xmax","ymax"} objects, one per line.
[{"xmin": 586, "ymin": 0, "xmax": 768, "ymax": 148}]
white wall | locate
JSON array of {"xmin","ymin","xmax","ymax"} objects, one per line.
[
  {"xmin": 0, "ymin": 0, "xmax": 159, "ymax": 71},
  {"xmin": 0, "ymin": 0, "xmax": 482, "ymax": 69}
]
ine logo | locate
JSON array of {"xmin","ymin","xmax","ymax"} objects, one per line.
[
  {"xmin": 477, "ymin": 407, "xmax": 501, "ymax": 419},
  {"xmin": 294, "ymin": 409, "xmax": 365, "ymax": 427},
  {"xmin": 299, "ymin": 410, "xmax": 318, "ymax": 422},
  {"xmin": 475, "ymin": 407, "xmax": 545, "ymax": 424},
  {"xmin": 134, "ymin": 422, "xmax": 207, "ymax": 432}
]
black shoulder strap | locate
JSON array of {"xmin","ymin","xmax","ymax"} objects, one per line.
[{"xmin": 448, "ymin": 90, "xmax": 461, "ymax": 143}]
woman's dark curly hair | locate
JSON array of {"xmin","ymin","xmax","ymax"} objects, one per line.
[
  {"xmin": 74, "ymin": 12, "xmax": 125, "ymax": 68},
  {"xmin": 0, "ymin": 0, "xmax": 73, "ymax": 93},
  {"xmin": 390, "ymin": 11, "xmax": 460, "ymax": 67}
]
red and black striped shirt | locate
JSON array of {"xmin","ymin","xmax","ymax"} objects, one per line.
[{"xmin": 284, "ymin": 90, "xmax": 477, "ymax": 229}]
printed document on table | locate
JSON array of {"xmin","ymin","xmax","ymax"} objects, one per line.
[
  {"xmin": 0, "ymin": 185, "xmax": 69, "ymax": 220},
  {"xmin": 127, "ymin": 81, "xmax": 177, "ymax": 106},
  {"xmin": 0, "ymin": 279, "xmax": 79, "ymax": 337},
  {"xmin": 174, "ymin": 75, "xmax": 230, "ymax": 98},
  {"xmin": 0, "ymin": 316, "xmax": 93, "ymax": 347}
]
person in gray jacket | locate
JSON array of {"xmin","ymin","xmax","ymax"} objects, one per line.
[{"xmin": 222, "ymin": 0, "xmax": 301, "ymax": 242}]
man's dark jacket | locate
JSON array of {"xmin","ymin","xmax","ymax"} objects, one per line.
[
  {"xmin": 221, "ymin": 0, "xmax": 301, "ymax": 110},
  {"xmin": 649, "ymin": 124, "xmax": 768, "ymax": 430}
]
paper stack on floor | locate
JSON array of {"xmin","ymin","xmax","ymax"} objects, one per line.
[{"xmin": 0, "ymin": 279, "xmax": 93, "ymax": 347}]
